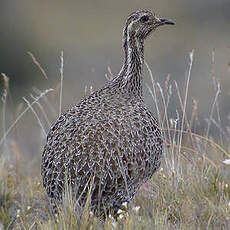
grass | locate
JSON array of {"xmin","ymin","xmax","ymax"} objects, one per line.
[{"xmin": 0, "ymin": 50, "xmax": 230, "ymax": 229}]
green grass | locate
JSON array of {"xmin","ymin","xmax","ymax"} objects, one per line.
[{"xmin": 0, "ymin": 51, "xmax": 230, "ymax": 229}]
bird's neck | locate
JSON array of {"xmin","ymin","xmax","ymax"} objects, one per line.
[{"xmin": 119, "ymin": 37, "xmax": 144, "ymax": 98}]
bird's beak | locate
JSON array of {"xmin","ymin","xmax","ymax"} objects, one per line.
[
  {"xmin": 155, "ymin": 17, "xmax": 175, "ymax": 27},
  {"xmin": 159, "ymin": 18, "xmax": 175, "ymax": 25}
]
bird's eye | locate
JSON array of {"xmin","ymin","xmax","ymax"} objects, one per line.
[{"xmin": 140, "ymin": 15, "xmax": 149, "ymax": 22}]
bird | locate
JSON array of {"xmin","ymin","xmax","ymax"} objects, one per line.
[{"xmin": 41, "ymin": 9, "xmax": 174, "ymax": 217}]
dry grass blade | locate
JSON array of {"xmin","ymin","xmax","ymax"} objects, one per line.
[
  {"xmin": 0, "ymin": 88, "xmax": 53, "ymax": 147},
  {"xmin": 145, "ymin": 61, "xmax": 161, "ymax": 127},
  {"xmin": 205, "ymin": 80, "xmax": 221, "ymax": 140},
  {"xmin": 22, "ymin": 96, "xmax": 47, "ymax": 136},
  {"xmin": 211, "ymin": 49, "xmax": 224, "ymax": 146},
  {"xmin": 1, "ymin": 73, "xmax": 9, "ymax": 91},
  {"xmin": 1, "ymin": 73, "xmax": 9, "ymax": 156},
  {"xmin": 59, "ymin": 51, "xmax": 64, "ymax": 116},
  {"xmin": 33, "ymin": 87, "xmax": 58, "ymax": 117},
  {"xmin": 163, "ymin": 128, "xmax": 230, "ymax": 158},
  {"xmin": 105, "ymin": 66, "xmax": 113, "ymax": 81},
  {"xmin": 178, "ymin": 49, "xmax": 194, "ymax": 157},
  {"xmin": 30, "ymin": 94, "xmax": 51, "ymax": 128},
  {"xmin": 27, "ymin": 52, "xmax": 48, "ymax": 80}
]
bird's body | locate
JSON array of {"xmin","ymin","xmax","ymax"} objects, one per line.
[{"xmin": 41, "ymin": 10, "xmax": 174, "ymax": 216}]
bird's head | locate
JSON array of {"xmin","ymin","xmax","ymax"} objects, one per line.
[{"xmin": 123, "ymin": 10, "xmax": 175, "ymax": 42}]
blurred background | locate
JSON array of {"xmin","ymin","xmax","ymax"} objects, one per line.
[{"xmin": 0, "ymin": 0, "xmax": 230, "ymax": 162}]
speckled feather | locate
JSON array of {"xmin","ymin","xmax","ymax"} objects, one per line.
[{"xmin": 41, "ymin": 9, "xmax": 174, "ymax": 216}]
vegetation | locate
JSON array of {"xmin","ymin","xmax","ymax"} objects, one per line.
[{"xmin": 0, "ymin": 50, "xmax": 229, "ymax": 229}]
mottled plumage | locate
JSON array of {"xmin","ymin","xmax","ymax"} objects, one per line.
[{"xmin": 41, "ymin": 10, "xmax": 174, "ymax": 216}]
